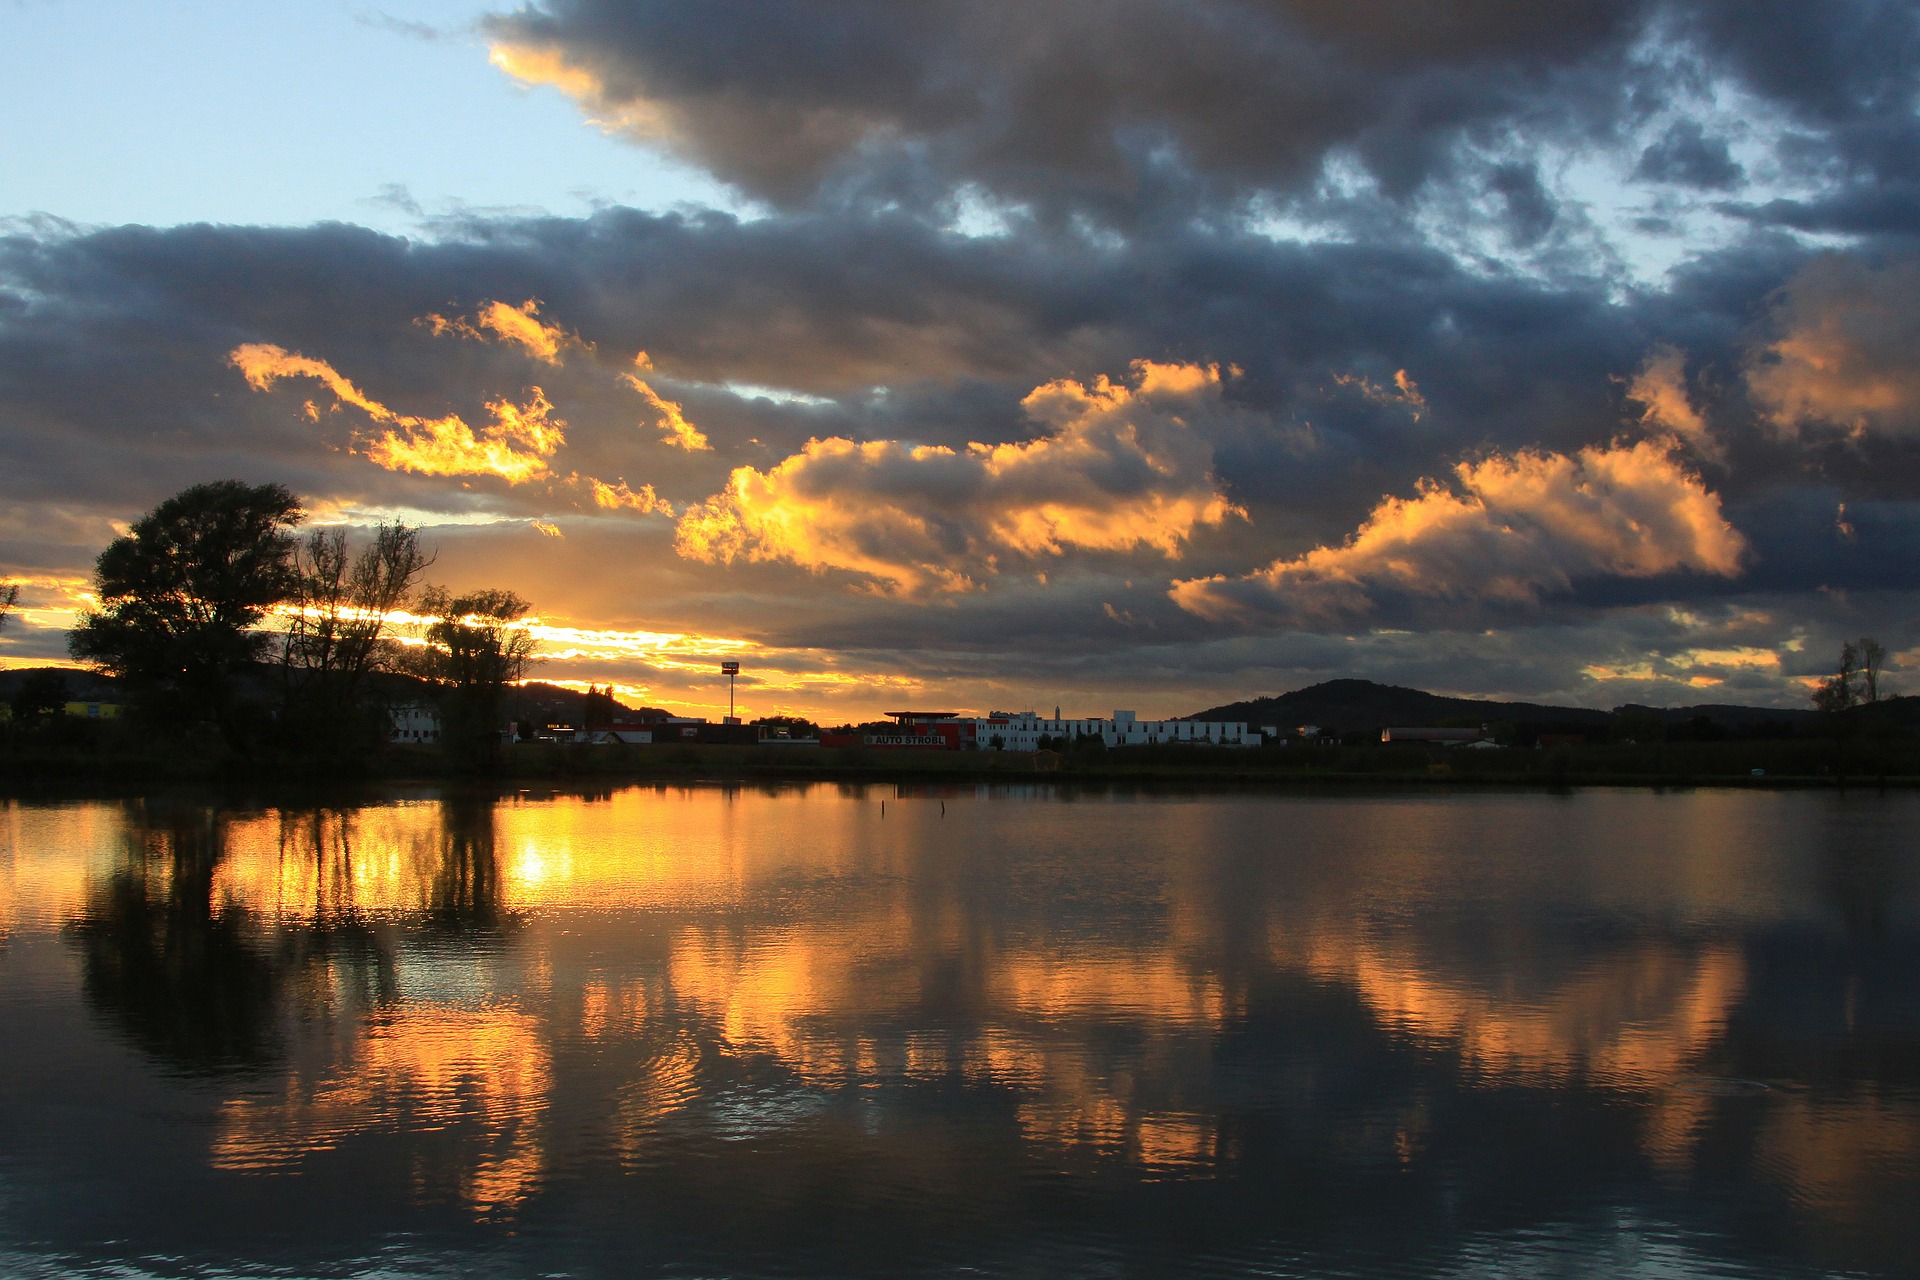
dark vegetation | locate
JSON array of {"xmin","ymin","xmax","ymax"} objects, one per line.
[
  {"xmin": 3, "ymin": 480, "xmax": 537, "ymax": 781},
  {"xmin": 7, "ymin": 669, "xmax": 1916, "ymax": 790}
]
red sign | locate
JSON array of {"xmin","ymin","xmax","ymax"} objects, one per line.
[{"xmin": 720, "ymin": 661, "xmax": 740, "ymax": 675}]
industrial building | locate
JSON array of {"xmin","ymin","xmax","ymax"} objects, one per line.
[
  {"xmin": 968, "ymin": 709, "xmax": 1260, "ymax": 750},
  {"xmin": 823, "ymin": 709, "xmax": 1260, "ymax": 751}
]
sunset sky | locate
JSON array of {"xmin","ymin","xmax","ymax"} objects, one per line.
[{"xmin": 4, "ymin": 0, "xmax": 1919, "ymax": 722}]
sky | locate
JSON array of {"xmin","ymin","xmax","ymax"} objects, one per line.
[{"xmin": 5, "ymin": 0, "xmax": 1920, "ymax": 722}]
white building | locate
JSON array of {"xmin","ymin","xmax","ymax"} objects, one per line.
[
  {"xmin": 387, "ymin": 703, "xmax": 441, "ymax": 745},
  {"xmin": 965, "ymin": 709, "xmax": 1260, "ymax": 751}
]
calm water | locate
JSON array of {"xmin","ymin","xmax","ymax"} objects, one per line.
[{"xmin": 0, "ymin": 785, "xmax": 1916, "ymax": 1279}]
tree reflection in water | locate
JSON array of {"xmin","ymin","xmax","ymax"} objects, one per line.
[
  {"xmin": 17, "ymin": 788, "xmax": 1917, "ymax": 1276},
  {"xmin": 68, "ymin": 794, "xmax": 516, "ymax": 1073},
  {"xmin": 69, "ymin": 801, "xmax": 283, "ymax": 1071},
  {"xmin": 431, "ymin": 793, "xmax": 509, "ymax": 932}
]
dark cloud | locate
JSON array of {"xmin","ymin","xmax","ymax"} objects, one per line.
[
  {"xmin": 483, "ymin": 0, "xmax": 1661, "ymax": 221},
  {"xmin": 8, "ymin": 4, "xmax": 1920, "ymax": 712},
  {"xmin": 483, "ymin": 1, "xmax": 1920, "ymax": 238},
  {"xmin": 1633, "ymin": 121, "xmax": 1744, "ymax": 189},
  {"xmin": 1488, "ymin": 162, "xmax": 1560, "ymax": 245}
]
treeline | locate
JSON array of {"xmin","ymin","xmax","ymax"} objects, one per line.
[{"xmin": 8, "ymin": 480, "xmax": 539, "ymax": 773}]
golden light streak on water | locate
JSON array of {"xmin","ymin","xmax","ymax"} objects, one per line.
[
  {"xmin": 211, "ymin": 1005, "xmax": 552, "ymax": 1215},
  {"xmin": 4, "ymin": 787, "xmax": 1916, "ymax": 1255}
]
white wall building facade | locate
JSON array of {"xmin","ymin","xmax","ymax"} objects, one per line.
[
  {"xmin": 964, "ymin": 710, "xmax": 1260, "ymax": 751},
  {"xmin": 387, "ymin": 703, "xmax": 441, "ymax": 745}
]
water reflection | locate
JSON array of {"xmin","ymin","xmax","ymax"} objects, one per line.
[
  {"xmin": 68, "ymin": 802, "xmax": 287, "ymax": 1071},
  {"xmin": 211, "ymin": 1003, "xmax": 551, "ymax": 1215},
  {"xmin": 0, "ymin": 786, "xmax": 1915, "ymax": 1278}
]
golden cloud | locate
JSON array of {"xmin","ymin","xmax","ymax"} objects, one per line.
[
  {"xmin": 365, "ymin": 389, "xmax": 565, "ymax": 482},
  {"xmin": 1747, "ymin": 255, "xmax": 1920, "ymax": 440},
  {"xmin": 675, "ymin": 360, "xmax": 1243, "ymax": 594},
  {"xmin": 624, "ymin": 354, "xmax": 710, "ymax": 451},
  {"xmin": 1627, "ymin": 345, "xmax": 1721, "ymax": 461},
  {"xmin": 584, "ymin": 476, "xmax": 674, "ymax": 516},
  {"xmin": 488, "ymin": 43, "xmax": 675, "ymax": 138},
  {"xmin": 425, "ymin": 299, "xmax": 579, "ymax": 365},
  {"xmin": 1173, "ymin": 438, "xmax": 1745, "ymax": 622},
  {"xmin": 1333, "ymin": 368, "xmax": 1426, "ymax": 420},
  {"xmin": 231, "ymin": 343, "xmax": 566, "ymax": 483},
  {"xmin": 0, "ymin": 572, "xmax": 97, "ymax": 673}
]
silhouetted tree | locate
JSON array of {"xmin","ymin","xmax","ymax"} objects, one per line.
[
  {"xmin": 0, "ymin": 582, "xmax": 18, "ymax": 637},
  {"xmin": 751, "ymin": 714, "xmax": 820, "ymax": 738},
  {"xmin": 1812, "ymin": 636, "xmax": 1896, "ymax": 781},
  {"xmin": 1857, "ymin": 636, "xmax": 1888, "ymax": 703},
  {"xmin": 1812, "ymin": 637, "xmax": 1893, "ymax": 713},
  {"xmin": 1812, "ymin": 641, "xmax": 1861, "ymax": 714},
  {"xmin": 10, "ymin": 670, "xmax": 71, "ymax": 722},
  {"xmin": 280, "ymin": 522, "xmax": 431, "ymax": 755},
  {"xmin": 69, "ymin": 481, "xmax": 303, "ymax": 745},
  {"xmin": 406, "ymin": 586, "xmax": 540, "ymax": 768},
  {"xmin": 582, "ymin": 683, "xmax": 619, "ymax": 728}
]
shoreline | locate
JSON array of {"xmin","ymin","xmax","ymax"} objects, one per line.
[{"xmin": 2, "ymin": 739, "xmax": 1914, "ymax": 799}]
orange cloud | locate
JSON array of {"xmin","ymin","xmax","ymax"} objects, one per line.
[
  {"xmin": 232, "ymin": 343, "xmax": 390, "ymax": 418},
  {"xmin": 1747, "ymin": 254, "xmax": 1920, "ymax": 439},
  {"xmin": 425, "ymin": 299, "xmax": 579, "ymax": 366},
  {"xmin": 231, "ymin": 343, "xmax": 566, "ymax": 483},
  {"xmin": 583, "ymin": 476, "xmax": 674, "ymax": 516},
  {"xmin": 623, "ymin": 354, "xmax": 709, "ymax": 451},
  {"xmin": 488, "ymin": 43, "xmax": 674, "ymax": 138},
  {"xmin": 1173, "ymin": 438, "xmax": 1745, "ymax": 622},
  {"xmin": 365, "ymin": 389, "xmax": 565, "ymax": 482},
  {"xmin": 674, "ymin": 360, "xmax": 1244, "ymax": 594},
  {"xmin": 1333, "ymin": 367, "xmax": 1426, "ymax": 420},
  {"xmin": 1627, "ymin": 345, "xmax": 1720, "ymax": 460}
]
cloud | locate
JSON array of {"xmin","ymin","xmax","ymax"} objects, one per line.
[
  {"xmin": 584, "ymin": 476, "xmax": 673, "ymax": 516},
  {"xmin": 1172, "ymin": 438, "xmax": 1745, "ymax": 626},
  {"xmin": 1746, "ymin": 255, "xmax": 1920, "ymax": 440},
  {"xmin": 231, "ymin": 343, "xmax": 567, "ymax": 483},
  {"xmin": 675, "ymin": 361, "xmax": 1244, "ymax": 594},
  {"xmin": 1626, "ymin": 345, "xmax": 1719, "ymax": 460},
  {"xmin": 424, "ymin": 298, "xmax": 581, "ymax": 365},
  {"xmin": 623, "ymin": 354, "xmax": 709, "ymax": 450},
  {"xmin": 477, "ymin": 0, "xmax": 1920, "ymax": 253},
  {"xmin": 4, "ymin": 171, "xmax": 1916, "ymax": 716},
  {"xmin": 1332, "ymin": 368, "xmax": 1426, "ymax": 421},
  {"xmin": 481, "ymin": 0, "xmax": 1647, "ymax": 218},
  {"xmin": 1631, "ymin": 120, "xmax": 1744, "ymax": 190}
]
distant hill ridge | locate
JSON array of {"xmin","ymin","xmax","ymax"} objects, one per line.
[
  {"xmin": 0, "ymin": 668, "xmax": 673, "ymax": 724},
  {"xmin": 1185, "ymin": 678, "xmax": 1819, "ymax": 733}
]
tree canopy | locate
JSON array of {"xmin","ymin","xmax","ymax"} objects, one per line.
[
  {"xmin": 408, "ymin": 586, "xmax": 541, "ymax": 765},
  {"xmin": 280, "ymin": 522, "xmax": 430, "ymax": 752},
  {"xmin": 69, "ymin": 481, "xmax": 303, "ymax": 736},
  {"xmin": 1813, "ymin": 637, "xmax": 1891, "ymax": 714}
]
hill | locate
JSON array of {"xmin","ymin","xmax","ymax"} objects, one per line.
[
  {"xmin": 1186, "ymin": 678, "xmax": 1819, "ymax": 735},
  {"xmin": 0, "ymin": 668, "xmax": 678, "ymax": 726},
  {"xmin": 0, "ymin": 665, "xmax": 124, "ymax": 702}
]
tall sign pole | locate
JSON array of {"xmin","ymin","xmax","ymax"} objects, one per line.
[{"xmin": 720, "ymin": 660, "xmax": 740, "ymax": 724}]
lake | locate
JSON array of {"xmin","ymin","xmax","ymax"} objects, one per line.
[{"xmin": 1, "ymin": 784, "xmax": 1916, "ymax": 1279}]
